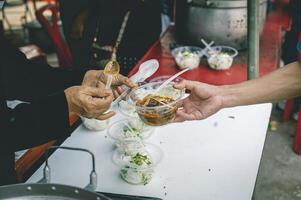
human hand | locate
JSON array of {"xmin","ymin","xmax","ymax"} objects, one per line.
[
  {"xmin": 82, "ymin": 70, "xmax": 137, "ymax": 97},
  {"xmin": 173, "ymin": 80, "xmax": 224, "ymax": 122},
  {"xmin": 64, "ymin": 86, "xmax": 114, "ymax": 120}
]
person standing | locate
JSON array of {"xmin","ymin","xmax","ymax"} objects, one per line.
[{"xmin": 59, "ymin": 0, "xmax": 162, "ymax": 75}]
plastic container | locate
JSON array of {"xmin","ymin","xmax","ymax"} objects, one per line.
[
  {"xmin": 118, "ymin": 100, "xmax": 138, "ymax": 118},
  {"xmin": 113, "ymin": 143, "xmax": 163, "ymax": 185},
  {"xmin": 205, "ymin": 45, "xmax": 238, "ymax": 70},
  {"xmin": 128, "ymin": 81, "xmax": 185, "ymax": 126},
  {"xmin": 80, "ymin": 116, "xmax": 109, "ymax": 131},
  {"xmin": 171, "ymin": 46, "xmax": 202, "ymax": 70},
  {"xmin": 107, "ymin": 118, "xmax": 155, "ymax": 154}
]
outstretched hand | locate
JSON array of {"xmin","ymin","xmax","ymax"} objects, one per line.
[{"xmin": 173, "ymin": 80, "xmax": 224, "ymax": 122}]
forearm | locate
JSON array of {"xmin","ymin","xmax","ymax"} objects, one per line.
[{"xmin": 221, "ymin": 61, "xmax": 301, "ymax": 107}]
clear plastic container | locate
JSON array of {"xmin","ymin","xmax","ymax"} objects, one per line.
[
  {"xmin": 128, "ymin": 81, "xmax": 185, "ymax": 126},
  {"xmin": 118, "ymin": 100, "xmax": 138, "ymax": 118},
  {"xmin": 80, "ymin": 116, "xmax": 109, "ymax": 131},
  {"xmin": 107, "ymin": 118, "xmax": 155, "ymax": 154},
  {"xmin": 205, "ymin": 45, "xmax": 238, "ymax": 70},
  {"xmin": 171, "ymin": 46, "xmax": 202, "ymax": 70},
  {"xmin": 113, "ymin": 143, "xmax": 163, "ymax": 185}
]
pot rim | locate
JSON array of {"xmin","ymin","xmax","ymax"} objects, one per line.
[{"xmin": 190, "ymin": 0, "xmax": 267, "ymax": 8}]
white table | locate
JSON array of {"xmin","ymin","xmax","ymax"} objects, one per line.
[{"xmin": 28, "ymin": 103, "xmax": 272, "ymax": 200}]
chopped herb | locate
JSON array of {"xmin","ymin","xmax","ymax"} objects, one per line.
[
  {"xmin": 130, "ymin": 153, "xmax": 152, "ymax": 166},
  {"xmin": 142, "ymin": 173, "xmax": 151, "ymax": 185}
]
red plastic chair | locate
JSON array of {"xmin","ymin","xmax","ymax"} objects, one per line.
[{"xmin": 35, "ymin": 4, "xmax": 72, "ymax": 67}]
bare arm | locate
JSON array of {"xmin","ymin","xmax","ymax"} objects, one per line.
[
  {"xmin": 222, "ymin": 61, "xmax": 301, "ymax": 107},
  {"xmin": 174, "ymin": 61, "xmax": 301, "ymax": 122}
]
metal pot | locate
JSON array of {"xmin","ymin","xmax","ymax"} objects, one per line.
[
  {"xmin": 0, "ymin": 146, "xmax": 111, "ymax": 200},
  {"xmin": 175, "ymin": 0, "xmax": 268, "ymax": 49}
]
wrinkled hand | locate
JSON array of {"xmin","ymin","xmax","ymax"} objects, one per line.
[
  {"xmin": 82, "ymin": 70, "xmax": 137, "ymax": 97},
  {"xmin": 173, "ymin": 80, "xmax": 224, "ymax": 122},
  {"xmin": 64, "ymin": 86, "xmax": 114, "ymax": 120}
]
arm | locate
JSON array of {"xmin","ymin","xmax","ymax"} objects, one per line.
[
  {"xmin": 221, "ymin": 61, "xmax": 301, "ymax": 107},
  {"xmin": 3, "ymin": 86, "xmax": 114, "ymax": 152},
  {"xmin": 174, "ymin": 61, "xmax": 301, "ymax": 121}
]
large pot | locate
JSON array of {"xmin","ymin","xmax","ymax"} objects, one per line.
[{"xmin": 175, "ymin": 0, "xmax": 268, "ymax": 49}]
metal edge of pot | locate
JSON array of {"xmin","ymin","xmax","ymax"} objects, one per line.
[
  {"xmin": 191, "ymin": 0, "xmax": 267, "ymax": 8},
  {"xmin": 0, "ymin": 183, "xmax": 111, "ymax": 200}
]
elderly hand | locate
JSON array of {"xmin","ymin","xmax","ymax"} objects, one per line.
[
  {"xmin": 64, "ymin": 86, "xmax": 114, "ymax": 120},
  {"xmin": 173, "ymin": 80, "xmax": 224, "ymax": 122},
  {"xmin": 82, "ymin": 70, "xmax": 137, "ymax": 97}
]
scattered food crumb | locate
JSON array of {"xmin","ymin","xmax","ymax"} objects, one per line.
[
  {"xmin": 164, "ymin": 192, "xmax": 167, "ymax": 196},
  {"xmin": 228, "ymin": 116, "xmax": 235, "ymax": 119},
  {"xmin": 268, "ymin": 120, "xmax": 278, "ymax": 131},
  {"xmin": 104, "ymin": 135, "xmax": 107, "ymax": 138},
  {"xmin": 213, "ymin": 122, "xmax": 218, "ymax": 127},
  {"xmin": 208, "ymin": 169, "xmax": 211, "ymax": 172},
  {"xmin": 163, "ymin": 186, "xmax": 166, "ymax": 189},
  {"xmin": 160, "ymin": 141, "xmax": 163, "ymax": 144}
]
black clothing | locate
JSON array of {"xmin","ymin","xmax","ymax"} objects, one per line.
[
  {"xmin": 59, "ymin": 0, "xmax": 161, "ymax": 75},
  {"xmin": 0, "ymin": 33, "xmax": 85, "ymax": 185}
]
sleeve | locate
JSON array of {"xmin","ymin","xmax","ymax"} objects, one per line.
[
  {"xmin": 0, "ymin": 34, "xmax": 87, "ymax": 101},
  {"xmin": 3, "ymin": 91, "xmax": 71, "ymax": 152}
]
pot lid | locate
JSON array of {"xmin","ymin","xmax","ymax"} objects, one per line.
[{"xmin": 190, "ymin": 0, "xmax": 267, "ymax": 8}]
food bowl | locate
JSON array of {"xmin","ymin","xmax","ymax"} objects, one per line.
[
  {"xmin": 120, "ymin": 166, "xmax": 154, "ymax": 185},
  {"xmin": 107, "ymin": 118, "xmax": 155, "ymax": 154},
  {"xmin": 113, "ymin": 143, "xmax": 163, "ymax": 185},
  {"xmin": 80, "ymin": 116, "xmax": 109, "ymax": 131},
  {"xmin": 205, "ymin": 45, "xmax": 238, "ymax": 70},
  {"xmin": 128, "ymin": 81, "xmax": 185, "ymax": 126},
  {"xmin": 171, "ymin": 46, "xmax": 202, "ymax": 70},
  {"xmin": 118, "ymin": 100, "xmax": 138, "ymax": 118}
]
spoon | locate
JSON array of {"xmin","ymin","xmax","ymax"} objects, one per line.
[
  {"xmin": 199, "ymin": 40, "xmax": 214, "ymax": 57},
  {"xmin": 155, "ymin": 67, "xmax": 190, "ymax": 93},
  {"xmin": 111, "ymin": 59, "xmax": 159, "ymax": 107},
  {"xmin": 129, "ymin": 59, "xmax": 159, "ymax": 83},
  {"xmin": 104, "ymin": 58, "xmax": 120, "ymax": 89},
  {"xmin": 201, "ymin": 39, "xmax": 217, "ymax": 55},
  {"xmin": 104, "ymin": 11, "xmax": 130, "ymax": 89}
]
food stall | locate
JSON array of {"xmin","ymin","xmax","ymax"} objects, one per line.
[{"xmin": 0, "ymin": 0, "xmax": 291, "ymax": 199}]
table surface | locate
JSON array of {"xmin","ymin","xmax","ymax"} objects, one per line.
[{"xmin": 28, "ymin": 103, "xmax": 272, "ymax": 200}]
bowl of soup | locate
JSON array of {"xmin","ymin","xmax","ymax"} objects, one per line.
[{"xmin": 128, "ymin": 81, "xmax": 184, "ymax": 126}]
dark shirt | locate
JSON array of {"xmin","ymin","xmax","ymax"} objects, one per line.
[
  {"xmin": 0, "ymin": 33, "xmax": 85, "ymax": 185},
  {"xmin": 59, "ymin": 0, "xmax": 161, "ymax": 74}
]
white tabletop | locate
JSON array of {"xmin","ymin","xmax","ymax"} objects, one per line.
[{"xmin": 28, "ymin": 103, "xmax": 272, "ymax": 200}]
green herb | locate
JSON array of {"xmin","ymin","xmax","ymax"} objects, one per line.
[
  {"xmin": 181, "ymin": 51, "xmax": 191, "ymax": 57},
  {"xmin": 120, "ymin": 166, "xmax": 129, "ymax": 176},
  {"xmin": 142, "ymin": 173, "xmax": 151, "ymax": 185},
  {"xmin": 130, "ymin": 153, "xmax": 152, "ymax": 166}
]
